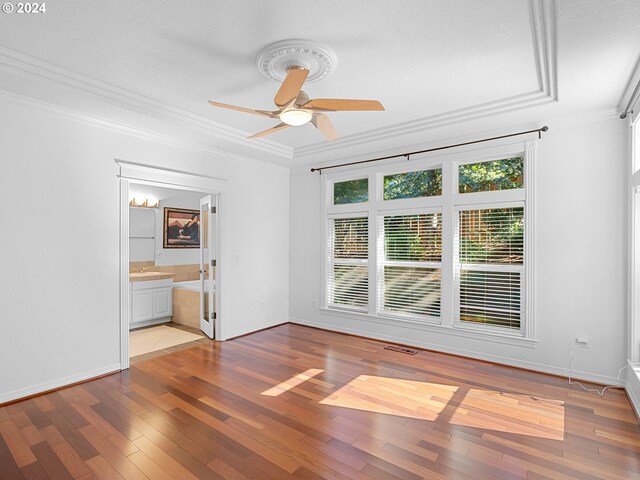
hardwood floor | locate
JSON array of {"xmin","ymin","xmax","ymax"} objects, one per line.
[{"xmin": 1, "ymin": 323, "xmax": 639, "ymax": 479}]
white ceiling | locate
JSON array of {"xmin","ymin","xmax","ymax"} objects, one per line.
[{"xmin": 0, "ymin": 0, "xmax": 639, "ymax": 166}]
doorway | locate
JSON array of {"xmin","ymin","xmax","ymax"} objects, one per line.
[{"xmin": 117, "ymin": 161, "xmax": 228, "ymax": 369}]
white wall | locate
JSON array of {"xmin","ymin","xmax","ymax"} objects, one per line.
[
  {"xmin": 289, "ymin": 115, "xmax": 628, "ymax": 384},
  {"xmin": 154, "ymin": 192, "xmax": 202, "ymax": 266},
  {"xmin": 0, "ymin": 96, "xmax": 289, "ymax": 403}
]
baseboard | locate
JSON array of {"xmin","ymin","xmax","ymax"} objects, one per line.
[
  {"xmin": 224, "ymin": 320, "xmax": 289, "ymax": 341},
  {"xmin": 626, "ymin": 363, "xmax": 640, "ymax": 421},
  {"xmin": 0, "ymin": 363, "xmax": 121, "ymax": 405},
  {"xmin": 290, "ymin": 317, "xmax": 625, "ymax": 387}
]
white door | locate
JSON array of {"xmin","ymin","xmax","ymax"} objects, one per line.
[{"xmin": 199, "ymin": 195, "xmax": 216, "ymax": 339}]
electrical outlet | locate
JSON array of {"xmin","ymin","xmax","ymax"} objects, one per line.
[
  {"xmin": 577, "ymin": 336, "xmax": 590, "ymax": 348},
  {"xmin": 312, "ymin": 299, "xmax": 318, "ymax": 308}
]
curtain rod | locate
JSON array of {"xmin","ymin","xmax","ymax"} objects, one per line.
[{"xmin": 310, "ymin": 126, "xmax": 549, "ymax": 174}]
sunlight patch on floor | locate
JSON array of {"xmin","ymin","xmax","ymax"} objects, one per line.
[
  {"xmin": 449, "ymin": 388, "xmax": 565, "ymax": 440},
  {"xmin": 319, "ymin": 375, "xmax": 458, "ymax": 421},
  {"xmin": 317, "ymin": 375, "xmax": 565, "ymax": 439},
  {"xmin": 261, "ymin": 368, "xmax": 325, "ymax": 396}
]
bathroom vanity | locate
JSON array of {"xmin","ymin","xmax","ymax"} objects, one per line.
[{"xmin": 129, "ymin": 272, "xmax": 175, "ymax": 328}]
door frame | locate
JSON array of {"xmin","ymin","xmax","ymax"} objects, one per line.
[{"xmin": 116, "ymin": 160, "xmax": 229, "ymax": 370}]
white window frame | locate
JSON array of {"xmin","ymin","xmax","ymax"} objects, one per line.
[
  {"xmin": 321, "ymin": 140, "xmax": 537, "ymax": 346},
  {"xmin": 629, "ymin": 112, "xmax": 640, "ymax": 364}
]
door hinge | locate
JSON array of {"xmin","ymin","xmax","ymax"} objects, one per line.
[
  {"xmin": 211, "ymin": 312, "xmax": 216, "ymax": 320},
  {"xmin": 211, "ymin": 259, "xmax": 216, "ymax": 267},
  {"xmin": 211, "ymin": 206, "xmax": 217, "ymax": 214}
]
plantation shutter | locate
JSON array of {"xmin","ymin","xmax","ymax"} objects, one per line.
[
  {"xmin": 328, "ymin": 216, "xmax": 369, "ymax": 310},
  {"xmin": 456, "ymin": 207, "xmax": 524, "ymax": 330},
  {"xmin": 380, "ymin": 213, "xmax": 442, "ymax": 319}
]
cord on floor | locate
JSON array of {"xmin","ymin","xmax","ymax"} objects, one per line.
[{"xmin": 567, "ymin": 339, "xmax": 640, "ymax": 396}]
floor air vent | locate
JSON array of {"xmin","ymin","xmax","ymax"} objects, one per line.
[{"xmin": 384, "ymin": 345, "xmax": 418, "ymax": 355}]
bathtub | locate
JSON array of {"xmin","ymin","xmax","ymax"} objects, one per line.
[
  {"xmin": 173, "ymin": 279, "xmax": 215, "ymax": 292},
  {"xmin": 172, "ymin": 279, "xmax": 215, "ymax": 329}
]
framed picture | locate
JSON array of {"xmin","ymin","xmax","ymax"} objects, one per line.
[{"xmin": 163, "ymin": 207, "xmax": 200, "ymax": 248}]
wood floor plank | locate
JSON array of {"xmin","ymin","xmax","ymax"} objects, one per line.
[
  {"xmin": 85, "ymin": 455, "xmax": 126, "ymax": 480},
  {"xmin": 0, "ymin": 431, "xmax": 25, "ymax": 480},
  {"xmin": 52, "ymin": 441, "xmax": 93, "ymax": 478},
  {"xmin": 48, "ymin": 412, "xmax": 100, "ymax": 461},
  {"xmin": 1, "ymin": 324, "xmax": 640, "ymax": 479},
  {"xmin": 30, "ymin": 441, "xmax": 74, "ymax": 480},
  {"xmin": 0, "ymin": 418, "xmax": 37, "ymax": 468},
  {"xmin": 19, "ymin": 425, "xmax": 45, "ymax": 447},
  {"xmin": 20, "ymin": 462, "xmax": 50, "ymax": 480},
  {"xmin": 127, "ymin": 451, "xmax": 174, "ymax": 480},
  {"xmin": 78, "ymin": 425, "xmax": 146, "ymax": 480}
]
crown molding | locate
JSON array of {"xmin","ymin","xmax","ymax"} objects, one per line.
[
  {"xmin": 0, "ymin": 89, "xmax": 290, "ymax": 172},
  {"xmin": 529, "ymin": 0, "xmax": 557, "ymax": 100},
  {"xmin": 619, "ymin": 56, "xmax": 640, "ymax": 118},
  {"xmin": 0, "ymin": 46, "xmax": 293, "ymax": 160},
  {"xmin": 291, "ymin": 108, "xmax": 619, "ymax": 174},
  {"xmin": 294, "ymin": 0, "xmax": 558, "ymax": 160}
]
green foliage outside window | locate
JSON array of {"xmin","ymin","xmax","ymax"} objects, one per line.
[
  {"xmin": 384, "ymin": 214, "xmax": 442, "ymax": 262},
  {"xmin": 458, "ymin": 157, "xmax": 524, "ymax": 193},
  {"xmin": 334, "ymin": 178, "xmax": 368, "ymax": 204},
  {"xmin": 383, "ymin": 169, "xmax": 442, "ymax": 200},
  {"xmin": 459, "ymin": 208, "xmax": 524, "ymax": 264}
]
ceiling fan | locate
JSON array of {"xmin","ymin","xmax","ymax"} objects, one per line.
[{"xmin": 208, "ymin": 66, "xmax": 384, "ymax": 141}]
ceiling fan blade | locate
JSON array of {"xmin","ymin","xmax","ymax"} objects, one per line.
[
  {"xmin": 274, "ymin": 67, "xmax": 309, "ymax": 106},
  {"xmin": 312, "ymin": 113, "xmax": 338, "ymax": 141},
  {"xmin": 208, "ymin": 101, "xmax": 273, "ymax": 117},
  {"xmin": 247, "ymin": 122, "xmax": 291, "ymax": 139},
  {"xmin": 304, "ymin": 99, "xmax": 385, "ymax": 111}
]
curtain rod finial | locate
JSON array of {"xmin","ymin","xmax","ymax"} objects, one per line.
[{"xmin": 541, "ymin": 126, "xmax": 549, "ymax": 132}]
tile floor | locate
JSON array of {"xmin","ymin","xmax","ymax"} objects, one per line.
[{"xmin": 129, "ymin": 323, "xmax": 206, "ymax": 360}]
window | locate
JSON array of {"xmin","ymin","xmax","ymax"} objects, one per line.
[
  {"xmin": 456, "ymin": 207, "xmax": 524, "ymax": 330},
  {"xmin": 328, "ymin": 216, "xmax": 369, "ymax": 310},
  {"xmin": 383, "ymin": 168, "xmax": 442, "ymax": 200},
  {"xmin": 333, "ymin": 178, "xmax": 368, "ymax": 204},
  {"xmin": 458, "ymin": 157, "xmax": 524, "ymax": 193},
  {"xmin": 379, "ymin": 212, "xmax": 442, "ymax": 319},
  {"xmin": 324, "ymin": 147, "xmax": 533, "ymax": 341}
]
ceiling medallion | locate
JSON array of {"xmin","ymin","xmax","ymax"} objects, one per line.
[{"xmin": 256, "ymin": 40, "xmax": 337, "ymax": 84}]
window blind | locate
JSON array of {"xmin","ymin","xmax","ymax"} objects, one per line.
[
  {"xmin": 380, "ymin": 213, "xmax": 442, "ymax": 319},
  {"xmin": 456, "ymin": 207, "xmax": 524, "ymax": 329},
  {"xmin": 328, "ymin": 217, "xmax": 369, "ymax": 310}
]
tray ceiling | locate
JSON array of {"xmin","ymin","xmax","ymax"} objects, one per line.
[{"xmin": 0, "ymin": 0, "xmax": 638, "ymax": 166}]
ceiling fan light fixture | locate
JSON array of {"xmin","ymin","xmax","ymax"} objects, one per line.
[{"xmin": 280, "ymin": 109, "xmax": 312, "ymax": 126}]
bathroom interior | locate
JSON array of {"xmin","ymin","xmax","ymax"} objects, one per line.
[{"xmin": 128, "ymin": 183, "xmax": 215, "ymax": 361}]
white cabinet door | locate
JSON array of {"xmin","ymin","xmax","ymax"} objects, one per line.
[
  {"xmin": 131, "ymin": 289, "xmax": 153, "ymax": 323},
  {"xmin": 153, "ymin": 287, "xmax": 173, "ymax": 318}
]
